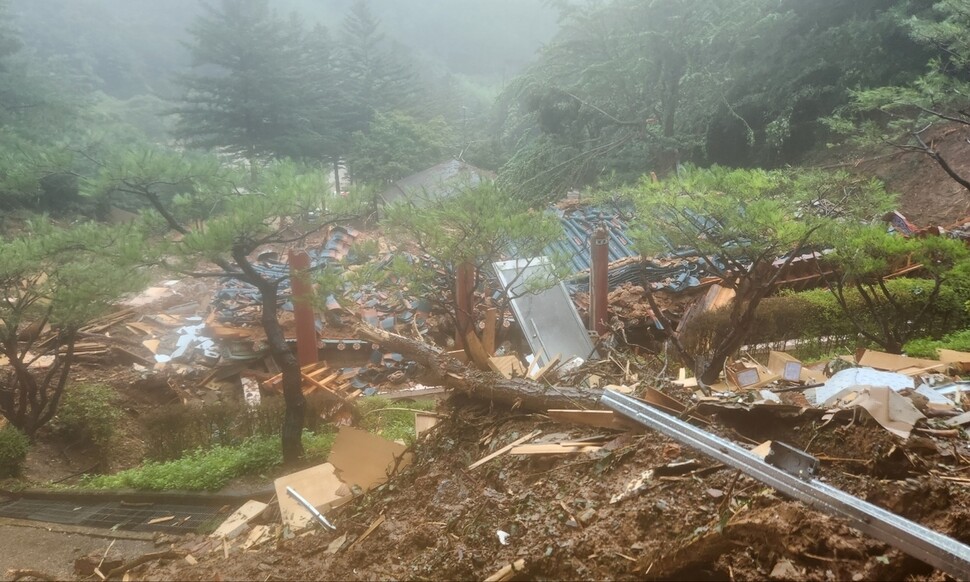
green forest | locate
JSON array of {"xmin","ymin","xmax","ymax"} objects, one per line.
[{"xmin": 3, "ymin": 0, "xmax": 969, "ymax": 213}]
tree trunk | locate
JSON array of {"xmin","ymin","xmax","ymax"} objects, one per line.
[
  {"xmin": 333, "ymin": 158, "xmax": 341, "ymax": 195},
  {"xmin": 354, "ymin": 323, "xmax": 601, "ymax": 411},
  {"xmin": 698, "ymin": 294, "xmax": 764, "ymax": 385},
  {"xmin": 262, "ymin": 286, "xmax": 305, "ymax": 463}
]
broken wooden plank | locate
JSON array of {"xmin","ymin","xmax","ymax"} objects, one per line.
[
  {"xmin": 414, "ymin": 412, "xmax": 440, "ymax": 437},
  {"xmin": 210, "ymin": 500, "xmax": 267, "ymax": 540},
  {"xmin": 487, "ymin": 355, "xmax": 526, "ymax": 379},
  {"xmin": 468, "ymin": 430, "xmax": 541, "ymax": 470},
  {"xmin": 484, "ymin": 559, "xmax": 526, "ymax": 582},
  {"xmin": 346, "ymin": 513, "xmax": 386, "ymax": 552},
  {"xmin": 482, "ymin": 307, "xmax": 498, "ymax": 356},
  {"xmin": 302, "ymin": 373, "xmax": 353, "ymax": 403},
  {"xmin": 463, "ymin": 330, "xmax": 491, "ymax": 370},
  {"xmin": 546, "ymin": 409, "xmax": 638, "ymax": 431},
  {"xmin": 529, "ymin": 353, "xmax": 562, "ymax": 381},
  {"xmin": 147, "ymin": 515, "xmax": 175, "ymax": 525},
  {"xmin": 241, "ymin": 525, "xmax": 271, "ymax": 551},
  {"xmin": 509, "ymin": 443, "xmax": 601, "ymax": 455}
]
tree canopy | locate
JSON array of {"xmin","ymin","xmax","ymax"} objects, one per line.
[{"xmin": 623, "ymin": 166, "xmax": 895, "ymax": 383}]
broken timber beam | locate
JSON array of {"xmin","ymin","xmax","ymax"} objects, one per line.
[
  {"xmin": 601, "ymin": 389, "xmax": 970, "ymax": 579},
  {"xmin": 354, "ymin": 323, "xmax": 601, "ymax": 412}
]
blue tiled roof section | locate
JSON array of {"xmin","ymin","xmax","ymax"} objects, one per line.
[
  {"xmin": 546, "ymin": 207, "xmax": 639, "ymax": 274},
  {"xmin": 547, "ymin": 205, "xmax": 725, "ymax": 294}
]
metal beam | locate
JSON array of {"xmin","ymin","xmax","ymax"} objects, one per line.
[{"xmin": 600, "ymin": 389, "xmax": 970, "ymax": 579}]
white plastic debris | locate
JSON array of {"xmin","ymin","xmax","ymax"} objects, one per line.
[{"xmin": 497, "ymin": 530, "xmax": 510, "ymax": 546}]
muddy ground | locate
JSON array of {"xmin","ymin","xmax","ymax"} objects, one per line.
[{"xmin": 123, "ymin": 392, "xmax": 970, "ymax": 582}]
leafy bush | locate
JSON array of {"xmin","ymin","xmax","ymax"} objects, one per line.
[
  {"xmin": 81, "ymin": 430, "xmax": 336, "ymax": 491},
  {"xmin": 143, "ymin": 398, "xmax": 328, "ymax": 461},
  {"xmin": 53, "ymin": 384, "xmax": 120, "ymax": 452},
  {"xmin": 683, "ymin": 279, "xmax": 970, "ymax": 356},
  {"xmin": 0, "ymin": 426, "xmax": 30, "ymax": 478}
]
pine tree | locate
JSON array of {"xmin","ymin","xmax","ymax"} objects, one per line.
[{"xmin": 173, "ymin": 0, "xmax": 307, "ymax": 178}]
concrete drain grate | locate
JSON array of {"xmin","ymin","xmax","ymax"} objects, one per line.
[{"xmin": 0, "ymin": 498, "xmax": 228, "ymax": 534}]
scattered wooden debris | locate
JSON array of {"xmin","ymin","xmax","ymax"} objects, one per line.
[
  {"xmin": 488, "ymin": 355, "xmax": 527, "ymax": 379},
  {"xmin": 210, "ymin": 500, "xmax": 267, "ymax": 540},
  {"xmin": 509, "ymin": 442, "xmax": 601, "ymax": 455},
  {"xmin": 261, "ymin": 361, "xmax": 360, "ymax": 401},
  {"xmin": 414, "ymin": 412, "xmax": 440, "ymax": 437},
  {"xmin": 146, "ymin": 515, "xmax": 175, "ymax": 525},
  {"xmin": 103, "ymin": 550, "xmax": 185, "ymax": 580},
  {"xmin": 546, "ymin": 409, "xmax": 638, "ymax": 431},
  {"xmin": 346, "ymin": 513, "xmax": 386, "ymax": 552},
  {"xmin": 468, "ymin": 430, "xmax": 541, "ymax": 469},
  {"xmin": 529, "ymin": 353, "xmax": 562, "ymax": 381}
]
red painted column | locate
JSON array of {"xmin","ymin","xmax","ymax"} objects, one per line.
[
  {"xmin": 455, "ymin": 261, "xmax": 475, "ymax": 348},
  {"xmin": 589, "ymin": 224, "xmax": 610, "ymax": 335},
  {"xmin": 288, "ymin": 250, "xmax": 318, "ymax": 367}
]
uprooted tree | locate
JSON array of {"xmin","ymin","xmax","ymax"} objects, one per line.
[
  {"xmin": 381, "ymin": 180, "xmax": 563, "ymax": 365},
  {"xmin": 823, "ymin": 226, "xmax": 970, "ymax": 354},
  {"xmin": 0, "ymin": 221, "xmax": 147, "ymax": 436},
  {"xmin": 625, "ymin": 166, "xmax": 894, "ymax": 385},
  {"xmin": 85, "ymin": 149, "xmax": 361, "ymax": 462}
]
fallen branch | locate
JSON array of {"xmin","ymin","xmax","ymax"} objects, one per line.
[
  {"xmin": 104, "ymin": 550, "xmax": 185, "ymax": 580},
  {"xmin": 354, "ymin": 323, "xmax": 601, "ymax": 411}
]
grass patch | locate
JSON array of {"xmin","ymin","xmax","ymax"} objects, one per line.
[
  {"xmin": 904, "ymin": 329, "xmax": 970, "ymax": 359},
  {"xmin": 79, "ymin": 430, "xmax": 336, "ymax": 491},
  {"xmin": 356, "ymin": 397, "xmax": 437, "ymax": 444}
]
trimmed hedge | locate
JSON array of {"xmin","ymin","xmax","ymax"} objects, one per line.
[
  {"xmin": 0, "ymin": 426, "xmax": 30, "ymax": 478},
  {"xmin": 682, "ymin": 279, "xmax": 969, "ymax": 356}
]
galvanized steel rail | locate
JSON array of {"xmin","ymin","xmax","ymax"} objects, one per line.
[{"xmin": 601, "ymin": 389, "xmax": 970, "ymax": 579}]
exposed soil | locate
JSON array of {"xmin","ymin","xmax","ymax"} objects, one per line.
[
  {"xmin": 127, "ymin": 394, "xmax": 970, "ymax": 582},
  {"xmin": 818, "ymin": 122, "xmax": 970, "ymax": 227}
]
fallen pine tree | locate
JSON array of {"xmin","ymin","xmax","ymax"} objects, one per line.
[{"xmin": 353, "ymin": 323, "xmax": 602, "ymax": 412}]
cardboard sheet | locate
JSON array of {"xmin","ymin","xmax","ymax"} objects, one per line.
[
  {"xmin": 824, "ymin": 385, "xmax": 925, "ymax": 439},
  {"xmin": 273, "ymin": 462, "xmax": 351, "ymax": 532},
  {"xmin": 857, "ymin": 349, "xmax": 941, "ymax": 373},
  {"xmin": 328, "ymin": 427, "xmax": 411, "ymax": 493}
]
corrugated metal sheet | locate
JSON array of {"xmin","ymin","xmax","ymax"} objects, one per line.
[
  {"xmin": 546, "ymin": 207, "xmax": 639, "ymax": 274},
  {"xmin": 547, "ymin": 206, "xmax": 723, "ymax": 294}
]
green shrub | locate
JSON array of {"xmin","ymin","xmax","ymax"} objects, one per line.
[
  {"xmin": 682, "ymin": 279, "xmax": 969, "ymax": 356},
  {"xmin": 53, "ymin": 384, "xmax": 120, "ymax": 451},
  {"xmin": 142, "ymin": 398, "xmax": 329, "ymax": 461},
  {"xmin": 904, "ymin": 329, "xmax": 970, "ymax": 359},
  {"xmin": 81, "ymin": 430, "xmax": 336, "ymax": 491},
  {"xmin": 0, "ymin": 426, "xmax": 30, "ymax": 478}
]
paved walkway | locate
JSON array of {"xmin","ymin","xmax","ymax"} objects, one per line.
[{"xmin": 0, "ymin": 520, "xmax": 156, "ymax": 580}]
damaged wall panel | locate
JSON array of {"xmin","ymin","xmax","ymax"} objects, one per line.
[{"xmin": 493, "ymin": 257, "xmax": 597, "ymax": 367}]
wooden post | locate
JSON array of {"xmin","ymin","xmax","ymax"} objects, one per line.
[
  {"xmin": 589, "ymin": 224, "xmax": 610, "ymax": 335},
  {"xmin": 482, "ymin": 307, "xmax": 498, "ymax": 356},
  {"xmin": 455, "ymin": 261, "xmax": 475, "ymax": 349},
  {"xmin": 288, "ymin": 250, "xmax": 318, "ymax": 368}
]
